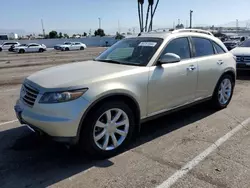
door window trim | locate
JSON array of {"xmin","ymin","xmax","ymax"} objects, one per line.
[
  {"xmin": 212, "ymin": 41, "xmax": 226, "ymax": 54},
  {"xmin": 153, "ymin": 37, "xmax": 192, "ymax": 66},
  {"xmin": 190, "ymin": 37, "xmax": 216, "ymax": 59}
]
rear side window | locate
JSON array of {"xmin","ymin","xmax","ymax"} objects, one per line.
[
  {"xmin": 160, "ymin": 37, "xmax": 191, "ymax": 60},
  {"xmin": 192, "ymin": 37, "xmax": 214, "ymax": 57},
  {"xmin": 213, "ymin": 42, "xmax": 226, "ymax": 54}
]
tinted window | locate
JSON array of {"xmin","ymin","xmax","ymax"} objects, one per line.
[
  {"xmin": 213, "ymin": 42, "xmax": 225, "ymax": 54},
  {"xmin": 160, "ymin": 38, "xmax": 191, "ymax": 60},
  {"xmin": 3, "ymin": 43, "xmax": 14, "ymax": 45},
  {"xmin": 75, "ymin": 43, "xmax": 80, "ymax": 45},
  {"xmin": 29, "ymin": 44, "xmax": 39, "ymax": 47},
  {"xmin": 192, "ymin": 37, "xmax": 214, "ymax": 57}
]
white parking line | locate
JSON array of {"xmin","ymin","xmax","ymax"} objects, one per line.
[
  {"xmin": 0, "ymin": 119, "xmax": 18, "ymax": 126},
  {"xmin": 156, "ymin": 117, "xmax": 250, "ymax": 188}
]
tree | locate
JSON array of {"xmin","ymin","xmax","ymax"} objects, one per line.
[
  {"xmin": 94, "ymin": 29, "xmax": 105, "ymax": 36},
  {"xmin": 63, "ymin": 33, "xmax": 69, "ymax": 38},
  {"xmin": 83, "ymin": 32, "xmax": 87, "ymax": 37},
  {"xmin": 175, "ymin": 24, "xmax": 184, "ymax": 29},
  {"xmin": 49, "ymin": 30, "xmax": 58, "ymax": 38},
  {"xmin": 58, "ymin": 32, "xmax": 63, "ymax": 38},
  {"xmin": 115, "ymin": 32, "xmax": 125, "ymax": 40},
  {"xmin": 137, "ymin": 0, "xmax": 160, "ymax": 32}
]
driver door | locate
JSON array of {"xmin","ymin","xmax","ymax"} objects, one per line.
[{"xmin": 147, "ymin": 37, "xmax": 198, "ymax": 115}]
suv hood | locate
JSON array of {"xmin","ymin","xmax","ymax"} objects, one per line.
[
  {"xmin": 230, "ymin": 47, "xmax": 250, "ymax": 56},
  {"xmin": 27, "ymin": 60, "xmax": 138, "ymax": 89}
]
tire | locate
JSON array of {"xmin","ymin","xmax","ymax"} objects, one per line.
[
  {"xmin": 0, "ymin": 48, "xmax": 2, "ymax": 52},
  {"xmin": 80, "ymin": 46, "xmax": 84, "ymax": 50},
  {"xmin": 79, "ymin": 101, "xmax": 135, "ymax": 158},
  {"xmin": 39, "ymin": 48, "xmax": 44, "ymax": 52},
  {"xmin": 19, "ymin": 49, "xmax": 25, "ymax": 54},
  {"xmin": 211, "ymin": 74, "xmax": 234, "ymax": 109},
  {"xmin": 65, "ymin": 47, "xmax": 69, "ymax": 51}
]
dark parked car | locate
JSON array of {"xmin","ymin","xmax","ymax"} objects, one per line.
[{"xmin": 223, "ymin": 41, "xmax": 239, "ymax": 51}]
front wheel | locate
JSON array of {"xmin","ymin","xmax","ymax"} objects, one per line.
[
  {"xmin": 19, "ymin": 49, "xmax": 25, "ymax": 54},
  {"xmin": 0, "ymin": 48, "xmax": 2, "ymax": 52},
  {"xmin": 80, "ymin": 46, "xmax": 84, "ymax": 50},
  {"xmin": 79, "ymin": 101, "xmax": 135, "ymax": 158},
  {"xmin": 211, "ymin": 74, "xmax": 234, "ymax": 109}
]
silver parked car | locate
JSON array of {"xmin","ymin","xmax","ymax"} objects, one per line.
[{"xmin": 15, "ymin": 29, "xmax": 236, "ymax": 158}]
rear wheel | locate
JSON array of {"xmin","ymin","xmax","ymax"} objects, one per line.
[
  {"xmin": 80, "ymin": 46, "xmax": 84, "ymax": 50},
  {"xmin": 79, "ymin": 101, "xmax": 135, "ymax": 158},
  {"xmin": 65, "ymin": 47, "xmax": 69, "ymax": 51},
  {"xmin": 0, "ymin": 48, "xmax": 2, "ymax": 52},
  {"xmin": 211, "ymin": 74, "xmax": 234, "ymax": 109},
  {"xmin": 39, "ymin": 48, "xmax": 44, "ymax": 52},
  {"xmin": 19, "ymin": 49, "xmax": 25, "ymax": 54}
]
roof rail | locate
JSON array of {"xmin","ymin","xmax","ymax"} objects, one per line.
[{"xmin": 172, "ymin": 29, "xmax": 214, "ymax": 36}]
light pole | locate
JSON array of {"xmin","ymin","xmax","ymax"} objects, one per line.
[
  {"xmin": 189, "ymin": 10, "xmax": 193, "ymax": 29},
  {"xmin": 98, "ymin": 18, "xmax": 102, "ymax": 29}
]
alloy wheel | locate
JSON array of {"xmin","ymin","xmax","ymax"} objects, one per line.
[
  {"xmin": 93, "ymin": 108, "xmax": 129, "ymax": 151},
  {"xmin": 218, "ymin": 78, "xmax": 232, "ymax": 105}
]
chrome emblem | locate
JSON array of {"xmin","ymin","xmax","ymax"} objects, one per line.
[{"xmin": 240, "ymin": 57, "xmax": 245, "ymax": 62}]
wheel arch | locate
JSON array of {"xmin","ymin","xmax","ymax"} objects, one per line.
[
  {"xmin": 212, "ymin": 69, "xmax": 236, "ymax": 96},
  {"xmin": 76, "ymin": 93, "xmax": 141, "ymax": 143}
]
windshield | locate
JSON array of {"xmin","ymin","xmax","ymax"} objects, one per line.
[
  {"xmin": 95, "ymin": 37, "xmax": 163, "ymax": 66},
  {"xmin": 239, "ymin": 39, "xmax": 250, "ymax": 47}
]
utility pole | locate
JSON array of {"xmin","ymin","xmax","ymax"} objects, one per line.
[
  {"xmin": 236, "ymin": 19, "xmax": 239, "ymax": 34},
  {"xmin": 41, "ymin": 19, "xmax": 45, "ymax": 38},
  {"xmin": 118, "ymin": 20, "xmax": 121, "ymax": 33},
  {"xmin": 189, "ymin": 10, "xmax": 193, "ymax": 28},
  {"xmin": 98, "ymin": 18, "xmax": 101, "ymax": 29},
  {"xmin": 173, "ymin": 21, "xmax": 175, "ymax": 29},
  {"xmin": 178, "ymin": 19, "xmax": 180, "ymax": 25}
]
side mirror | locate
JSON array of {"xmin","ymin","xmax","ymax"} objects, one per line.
[{"xmin": 158, "ymin": 53, "xmax": 181, "ymax": 65}]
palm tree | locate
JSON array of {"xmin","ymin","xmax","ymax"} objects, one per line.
[
  {"xmin": 137, "ymin": 0, "xmax": 142, "ymax": 32},
  {"xmin": 145, "ymin": 0, "xmax": 153, "ymax": 32},
  {"xmin": 148, "ymin": 0, "xmax": 160, "ymax": 31},
  {"xmin": 139, "ymin": 0, "xmax": 144, "ymax": 32}
]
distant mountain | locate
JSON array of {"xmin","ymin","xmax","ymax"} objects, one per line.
[{"xmin": 218, "ymin": 19, "xmax": 250, "ymax": 27}]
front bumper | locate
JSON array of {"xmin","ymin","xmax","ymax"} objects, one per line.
[
  {"xmin": 237, "ymin": 62, "xmax": 250, "ymax": 70},
  {"xmin": 14, "ymin": 97, "xmax": 90, "ymax": 143}
]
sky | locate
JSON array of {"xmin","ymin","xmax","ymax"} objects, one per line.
[{"xmin": 1, "ymin": 0, "xmax": 250, "ymax": 35}]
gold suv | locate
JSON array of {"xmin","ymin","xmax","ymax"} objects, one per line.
[{"xmin": 15, "ymin": 29, "xmax": 236, "ymax": 158}]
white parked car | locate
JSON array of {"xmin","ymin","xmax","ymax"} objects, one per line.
[
  {"xmin": 14, "ymin": 29, "xmax": 236, "ymax": 158},
  {"xmin": 13, "ymin": 43, "xmax": 46, "ymax": 53},
  {"xmin": 54, "ymin": 42, "xmax": 86, "ymax": 51},
  {"xmin": 0, "ymin": 41, "xmax": 20, "ymax": 52},
  {"xmin": 230, "ymin": 39, "xmax": 250, "ymax": 70}
]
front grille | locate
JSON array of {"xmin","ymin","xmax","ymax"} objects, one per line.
[
  {"xmin": 21, "ymin": 84, "xmax": 39, "ymax": 107},
  {"xmin": 236, "ymin": 56, "xmax": 250, "ymax": 62}
]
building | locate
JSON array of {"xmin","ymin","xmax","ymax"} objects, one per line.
[{"xmin": 8, "ymin": 33, "xmax": 18, "ymax": 39}]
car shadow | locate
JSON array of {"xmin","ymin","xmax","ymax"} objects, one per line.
[{"xmin": 0, "ymin": 102, "xmax": 217, "ymax": 188}]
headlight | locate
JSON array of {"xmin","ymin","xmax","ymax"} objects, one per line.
[{"xmin": 39, "ymin": 89, "xmax": 88, "ymax": 103}]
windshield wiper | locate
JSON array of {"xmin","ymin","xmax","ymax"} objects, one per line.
[{"xmin": 95, "ymin": 59, "xmax": 122, "ymax": 64}]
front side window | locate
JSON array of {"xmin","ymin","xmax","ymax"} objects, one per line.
[
  {"xmin": 160, "ymin": 37, "xmax": 191, "ymax": 60},
  {"xmin": 192, "ymin": 37, "xmax": 214, "ymax": 57},
  {"xmin": 95, "ymin": 37, "xmax": 163, "ymax": 66},
  {"xmin": 213, "ymin": 42, "xmax": 226, "ymax": 54}
]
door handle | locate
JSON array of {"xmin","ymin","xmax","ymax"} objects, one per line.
[
  {"xmin": 187, "ymin": 65, "xmax": 196, "ymax": 71},
  {"xmin": 217, "ymin": 60, "xmax": 224, "ymax": 65}
]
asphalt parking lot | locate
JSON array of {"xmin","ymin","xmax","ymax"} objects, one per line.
[{"xmin": 0, "ymin": 50, "xmax": 250, "ymax": 188}]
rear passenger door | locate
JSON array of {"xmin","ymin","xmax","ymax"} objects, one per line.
[{"xmin": 191, "ymin": 37, "xmax": 226, "ymax": 99}]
